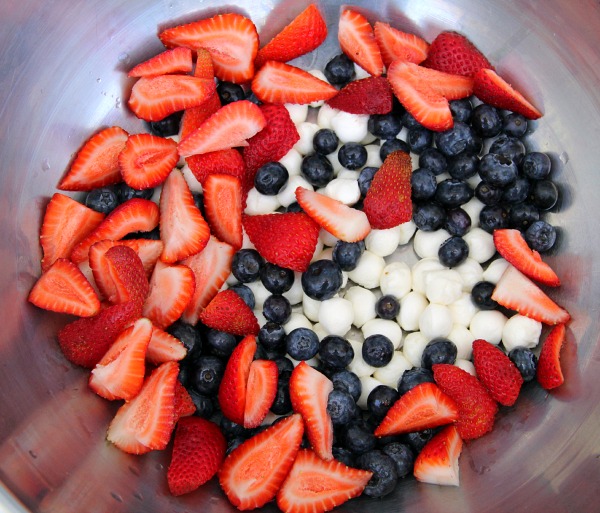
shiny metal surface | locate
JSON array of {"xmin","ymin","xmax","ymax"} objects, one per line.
[{"xmin": 1, "ymin": 0, "xmax": 599, "ymax": 511}]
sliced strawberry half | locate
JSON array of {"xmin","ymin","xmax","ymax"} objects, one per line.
[
  {"xmin": 128, "ymin": 46, "xmax": 193, "ymax": 77},
  {"xmin": 173, "ymin": 380, "xmax": 197, "ymax": 421},
  {"xmin": 400, "ymin": 63, "xmax": 474, "ymax": 100},
  {"xmin": 28, "ymin": 258, "xmax": 100, "ymax": 317},
  {"xmin": 374, "ymin": 21, "xmax": 429, "ymax": 66},
  {"xmin": 243, "ymin": 360, "xmax": 278, "ymax": 429},
  {"xmin": 159, "ymin": 13, "xmax": 259, "ymax": 83},
  {"xmin": 203, "ymin": 174, "xmax": 243, "ymax": 250},
  {"xmin": 374, "ymin": 382, "xmax": 459, "ymax": 437},
  {"xmin": 159, "ymin": 169, "xmax": 210, "ymax": 263},
  {"xmin": 143, "ymin": 260, "xmax": 195, "ymax": 329},
  {"xmin": 117, "ymin": 238, "xmax": 163, "ymax": 277},
  {"xmin": 277, "ymin": 448, "xmax": 373, "ymax": 513},
  {"xmin": 89, "ymin": 317, "xmax": 152, "ymax": 401},
  {"xmin": 193, "ymin": 47, "xmax": 215, "ymax": 79},
  {"xmin": 179, "ymin": 93, "xmax": 222, "ymax": 140},
  {"xmin": 178, "ymin": 100, "xmax": 266, "ymax": 157},
  {"xmin": 128, "ymin": 75, "xmax": 216, "ymax": 122},
  {"xmin": 423, "ymin": 30, "xmax": 493, "ymax": 77},
  {"xmin": 147, "ymin": 325, "xmax": 187, "ymax": 365},
  {"xmin": 413, "ymin": 424, "xmax": 463, "ymax": 486},
  {"xmin": 251, "ymin": 61, "xmax": 338, "ymax": 105},
  {"xmin": 199, "ymin": 289, "xmax": 259, "ymax": 336},
  {"xmin": 218, "ymin": 413, "xmax": 304, "ymax": 510},
  {"xmin": 290, "ymin": 361, "xmax": 334, "ymax": 461},
  {"xmin": 326, "ymin": 76, "xmax": 393, "ymax": 115},
  {"xmin": 58, "ymin": 126, "xmax": 129, "ymax": 191},
  {"xmin": 186, "ymin": 148, "xmax": 246, "ymax": 186},
  {"xmin": 492, "ymin": 265, "xmax": 570, "ymax": 325},
  {"xmin": 338, "ymin": 9, "xmax": 383, "ymax": 77},
  {"xmin": 295, "ymin": 187, "xmax": 371, "ymax": 242},
  {"xmin": 536, "ymin": 323, "xmax": 567, "ymax": 390}
]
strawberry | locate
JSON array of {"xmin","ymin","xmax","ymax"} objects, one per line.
[
  {"xmin": 218, "ymin": 335, "xmax": 257, "ymax": 425},
  {"xmin": 277, "ymin": 449, "xmax": 373, "ymax": 513},
  {"xmin": 199, "ymin": 289, "xmax": 259, "ymax": 336},
  {"xmin": 57, "ymin": 300, "xmax": 139, "ymax": 368},
  {"xmin": 243, "ymin": 360, "xmax": 278, "ymax": 429},
  {"xmin": 107, "ymin": 361, "xmax": 179, "ymax": 454},
  {"xmin": 179, "ymin": 93, "xmax": 222, "ymax": 140},
  {"xmin": 128, "ymin": 75, "xmax": 216, "ymax": 122},
  {"xmin": 536, "ymin": 323, "xmax": 567, "ymax": 390},
  {"xmin": 159, "ymin": 169, "xmax": 210, "ymax": 263},
  {"xmin": 177, "ymin": 100, "xmax": 266, "ymax": 158},
  {"xmin": 39, "ymin": 193, "xmax": 105, "ymax": 271},
  {"xmin": 203, "ymin": 174, "xmax": 243, "ymax": 249},
  {"xmin": 218, "ymin": 413, "xmax": 304, "ymax": 510},
  {"xmin": 295, "ymin": 187, "xmax": 371, "ymax": 242},
  {"xmin": 143, "ymin": 261, "xmax": 195, "ymax": 329},
  {"xmin": 473, "ymin": 68, "xmax": 543, "ymax": 119},
  {"xmin": 397, "ymin": 63, "xmax": 474, "ymax": 100},
  {"xmin": 147, "ymin": 325, "xmax": 187, "ymax": 365},
  {"xmin": 28, "ymin": 258, "xmax": 100, "ymax": 317},
  {"xmin": 114, "ymin": 238, "xmax": 163, "ymax": 277},
  {"xmin": 128, "ymin": 46, "xmax": 193, "ymax": 77},
  {"xmin": 167, "ymin": 416, "xmax": 226, "ymax": 496},
  {"xmin": 338, "ymin": 9, "xmax": 384, "ymax": 77},
  {"xmin": 472, "ymin": 339, "xmax": 524, "ymax": 406},
  {"xmin": 254, "ymin": 4, "xmax": 328, "ymax": 69},
  {"xmin": 413, "ymin": 424, "xmax": 463, "ymax": 486},
  {"xmin": 373, "ymin": 21, "xmax": 429, "ymax": 67},
  {"xmin": 289, "ymin": 361, "xmax": 334, "ymax": 461},
  {"xmin": 186, "ymin": 148, "xmax": 246, "ymax": 186},
  {"xmin": 362, "ymin": 150, "xmax": 412, "ymax": 229},
  {"xmin": 493, "ymin": 229, "xmax": 560, "ymax": 287},
  {"xmin": 242, "ymin": 212, "xmax": 320, "ymax": 272},
  {"xmin": 70, "ymin": 198, "xmax": 160, "ymax": 264},
  {"xmin": 326, "ymin": 76, "xmax": 393, "ymax": 115},
  {"xmin": 432, "ymin": 363, "xmax": 498, "ymax": 440},
  {"xmin": 374, "ymin": 382, "xmax": 459, "ymax": 437},
  {"xmin": 118, "ymin": 133, "xmax": 179, "ymax": 189},
  {"xmin": 159, "ymin": 13, "xmax": 259, "ymax": 83},
  {"xmin": 193, "ymin": 48, "xmax": 215, "ymax": 79},
  {"xmin": 173, "ymin": 380, "xmax": 197, "ymax": 420},
  {"xmin": 423, "ymin": 30, "xmax": 494, "ymax": 77},
  {"xmin": 251, "ymin": 61, "xmax": 338, "ymax": 105},
  {"xmin": 58, "ymin": 126, "xmax": 129, "ymax": 191},
  {"xmin": 88, "ymin": 317, "xmax": 152, "ymax": 401},
  {"xmin": 491, "ymin": 265, "xmax": 570, "ymax": 325}
]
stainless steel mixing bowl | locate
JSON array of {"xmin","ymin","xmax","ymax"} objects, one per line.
[{"xmin": 1, "ymin": 0, "xmax": 599, "ymax": 511}]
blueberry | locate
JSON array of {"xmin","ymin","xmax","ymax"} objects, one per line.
[
  {"xmin": 362, "ymin": 334, "xmax": 394, "ymax": 367},
  {"xmin": 444, "ymin": 208, "xmax": 472, "ymax": 237},
  {"xmin": 479, "ymin": 205, "xmax": 509, "ymax": 233},
  {"xmin": 358, "ymin": 166, "xmax": 378, "ymax": 197},
  {"xmin": 115, "ymin": 182, "xmax": 154, "ymax": 203},
  {"xmin": 380, "ymin": 139, "xmax": 410, "ymax": 161},
  {"xmin": 231, "ymin": 249, "xmax": 263, "ymax": 283},
  {"xmin": 376, "ymin": 295, "xmax": 400, "ymax": 320},
  {"xmin": 192, "ymin": 355, "xmax": 225, "ymax": 396},
  {"xmin": 332, "ymin": 240, "xmax": 365, "ymax": 271},
  {"xmin": 187, "ymin": 390, "xmax": 215, "ymax": 419},
  {"xmin": 205, "ymin": 329, "xmax": 238, "ymax": 358},
  {"xmin": 471, "ymin": 281, "xmax": 499, "ymax": 310},
  {"xmin": 85, "ymin": 187, "xmax": 119, "ymax": 214},
  {"xmin": 260, "ymin": 262, "xmax": 295, "ymax": 294},
  {"xmin": 357, "ymin": 450, "xmax": 399, "ymax": 498},
  {"xmin": 301, "ymin": 154, "xmax": 334, "ymax": 187},
  {"xmin": 271, "ymin": 379, "xmax": 293, "ymax": 415},
  {"xmin": 168, "ymin": 320, "xmax": 202, "ymax": 355},
  {"xmin": 503, "ymin": 113, "xmax": 528, "ymax": 138},
  {"xmin": 367, "ymin": 385, "xmax": 399, "ymax": 420},
  {"xmin": 286, "ymin": 201, "xmax": 303, "ymax": 213},
  {"xmin": 216, "ymin": 81, "xmax": 245, "ymax": 105},
  {"xmin": 475, "ymin": 181, "xmax": 504, "ymax": 206},
  {"xmin": 263, "ymin": 295, "xmax": 292, "ymax": 324},
  {"xmin": 471, "ymin": 104, "xmax": 502, "ymax": 138},
  {"xmin": 192, "ymin": 191, "xmax": 205, "ymax": 217},
  {"xmin": 449, "ymin": 98, "xmax": 473, "ymax": 123},
  {"xmin": 502, "ymin": 176, "xmax": 531, "ymax": 204},
  {"xmin": 449, "ymin": 153, "xmax": 479, "ymax": 180},
  {"xmin": 220, "ymin": 416, "xmax": 246, "ymax": 440},
  {"xmin": 123, "ymin": 226, "xmax": 161, "ymax": 241},
  {"xmin": 521, "ymin": 152, "xmax": 551, "ymax": 180},
  {"xmin": 368, "ymin": 113, "xmax": 402, "ymax": 139},
  {"xmin": 229, "ymin": 283, "xmax": 255, "ymax": 310},
  {"xmin": 338, "ymin": 142, "xmax": 367, "ymax": 170},
  {"xmin": 421, "ymin": 338, "xmax": 457, "ymax": 369},
  {"xmin": 434, "ymin": 121, "xmax": 480, "ymax": 157},
  {"xmin": 274, "ymin": 356, "xmax": 295, "ymax": 378},
  {"xmin": 411, "ymin": 168, "xmax": 437, "ymax": 201},
  {"xmin": 319, "ymin": 336, "xmax": 354, "ymax": 370},
  {"xmin": 343, "ymin": 420, "xmax": 377, "ymax": 454},
  {"xmin": 435, "ymin": 178, "xmax": 473, "ymax": 208},
  {"xmin": 509, "ymin": 202, "xmax": 540, "ymax": 231},
  {"xmin": 226, "ymin": 436, "xmax": 246, "ymax": 455},
  {"xmin": 324, "ymin": 53, "xmax": 356, "ymax": 85},
  {"xmin": 332, "ymin": 447, "xmax": 356, "ymax": 467},
  {"xmin": 327, "ymin": 389, "xmax": 359, "ymax": 425},
  {"xmin": 401, "ymin": 428, "xmax": 436, "ymax": 453},
  {"xmin": 286, "ymin": 328, "xmax": 320, "ymax": 361},
  {"xmin": 254, "ymin": 162, "xmax": 289, "ymax": 195},
  {"xmin": 419, "ymin": 147, "xmax": 448, "ymax": 175},
  {"xmin": 407, "ymin": 126, "xmax": 433, "ymax": 154},
  {"xmin": 400, "ymin": 110, "xmax": 421, "ymax": 129},
  {"xmin": 530, "ymin": 179, "xmax": 558, "ymax": 210},
  {"xmin": 479, "ymin": 153, "xmax": 518, "ymax": 188},
  {"xmin": 245, "ymin": 89, "xmax": 262, "ymax": 105},
  {"xmin": 525, "ymin": 220, "xmax": 557, "ymax": 252},
  {"xmin": 397, "ymin": 367, "xmax": 435, "ymax": 395},
  {"xmin": 258, "ymin": 321, "xmax": 287, "ymax": 351},
  {"xmin": 489, "ymin": 135, "xmax": 526, "ymax": 164},
  {"xmin": 508, "ymin": 346, "xmax": 538, "ymax": 382},
  {"xmin": 313, "ymin": 128, "xmax": 339, "ymax": 155},
  {"xmin": 147, "ymin": 111, "xmax": 182, "ymax": 137},
  {"xmin": 438, "ymin": 236, "xmax": 469, "ymax": 267},
  {"xmin": 332, "ymin": 370, "xmax": 362, "ymax": 402},
  {"xmin": 413, "ymin": 202, "xmax": 447, "ymax": 231},
  {"xmin": 381, "ymin": 442, "xmax": 415, "ymax": 478},
  {"xmin": 301, "ymin": 259, "xmax": 343, "ymax": 300}
]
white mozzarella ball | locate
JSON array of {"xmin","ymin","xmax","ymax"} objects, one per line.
[
  {"xmin": 399, "ymin": 291, "xmax": 429, "ymax": 332},
  {"xmin": 501, "ymin": 314, "xmax": 543, "ymax": 351},
  {"xmin": 455, "ymin": 359, "xmax": 476, "ymax": 376},
  {"xmin": 277, "ymin": 175, "xmax": 314, "ymax": 207},
  {"xmin": 245, "ymin": 280, "xmax": 271, "ymax": 310},
  {"xmin": 317, "ymin": 103, "xmax": 339, "ymax": 129},
  {"xmin": 413, "ymin": 229, "xmax": 451, "ymax": 259},
  {"xmin": 380, "ymin": 261, "xmax": 412, "ymax": 299},
  {"xmin": 397, "ymin": 220, "xmax": 417, "ymax": 245},
  {"xmin": 151, "ymin": 185, "xmax": 163, "ymax": 205},
  {"xmin": 447, "ymin": 324, "xmax": 476, "ymax": 360},
  {"xmin": 312, "ymin": 322, "xmax": 329, "ymax": 341},
  {"xmin": 319, "ymin": 228, "xmax": 339, "ymax": 248},
  {"xmin": 318, "ymin": 297, "xmax": 354, "ymax": 337},
  {"xmin": 402, "ymin": 331, "xmax": 429, "ymax": 367},
  {"xmin": 348, "ymin": 339, "xmax": 376, "ymax": 377},
  {"xmin": 455, "ymin": 258, "xmax": 484, "ymax": 292},
  {"xmin": 341, "ymin": 271, "xmax": 349, "ymax": 288},
  {"xmin": 242, "ymin": 228, "xmax": 256, "ymax": 250},
  {"xmin": 361, "ymin": 130, "xmax": 378, "ymax": 145},
  {"xmin": 353, "ymin": 63, "xmax": 371, "ymax": 80},
  {"xmin": 419, "ymin": 303, "xmax": 453, "ymax": 340},
  {"xmin": 362, "ymin": 319, "xmax": 403, "ymax": 349},
  {"xmin": 311, "ymin": 239, "xmax": 325, "ymax": 262},
  {"xmin": 284, "ymin": 312, "xmax": 313, "ymax": 334},
  {"xmin": 462, "ymin": 197, "xmax": 485, "ymax": 228},
  {"xmin": 365, "ymin": 226, "xmax": 402, "ymax": 257},
  {"xmin": 225, "ymin": 272, "xmax": 238, "ymax": 286},
  {"xmin": 308, "ymin": 69, "xmax": 330, "ymax": 107},
  {"xmin": 449, "ymin": 293, "xmax": 479, "ymax": 327},
  {"xmin": 279, "ymin": 148, "xmax": 303, "ymax": 177},
  {"xmin": 374, "ymin": 352, "xmax": 413, "ymax": 388},
  {"xmin": 337, "ymin": 169, "xmax": 360, "ymax": 181},
  {"xmin": 425, "ymin": 269, "xmax": 463, "ymax": 305},
  {"xmin": 464, "ymin": 228, "xmax": 497, "ymax": 264},
  {"xmin": 326, "ymin": 151, "xmax": 345, "ymax": 176},
  {"xmin": 345, "ymin": 327, "xmax": 364, "ymax": 345},
  {"xmin": 325, "ymin": 178, "xmax": 361, "ymax": 205},
  {"xmin": 357, "ymin": 376, "xmax": 384, "ymax": 409},
  {"xmin": 411, "ymin": 257, "xmax": 446, "ymax": 295},
  {"xmin": 294, "ymin": 122, "xmax": 321, "ymax": 155},
  {"xmin": 469, "ymin": 310, "xmax": 508, "ymax": 345},
  {"xmin": 302, "ymin": 293, "xmax": 322, "ymax": 323},
  {"xmin": 316, "ymin": 248, "xmax": 334, "ymax": 261},
  {"xmin": 365, "ymin": 144, "xmax": 383, "ymax": 167},
  {"xmin": 330, "ymin": 111, "xmax": 370, "ymax": 144},
  {"xmin": 283, "ymin": 272, "xmax": 304, "ymax": 305},
  {"xmin": 347, "ymin": 250, "xmax": 386, "ymax": 289},
  {"xmin": 344, "ymin": 286, "xmax": 377, "ymax": 328},
  {"xmin": 254, "ymin": 311, "xmax": 267, "ymax": 328},
  {"xmin": 483, "ymin": 258, "xmax": 510, "ymax": 284},
  {"xmin": 284, "ymin": 103, "xmax": 309, "ymax": 124},
  {"xmin": 290, "ymin": 356, "xmax": 320, "ymax": 368},
  {"xmin": 244, "ymin": 188, "xmax": 281, "ymax": 215},
  {"xmin": 180, "ymin": 164, "xmax": 203, "ymax": 193}
]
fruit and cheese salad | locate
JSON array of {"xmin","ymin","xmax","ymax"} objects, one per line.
[{"xmin": 27, "ymin": 4, "xmax": 570, "ymax": 512}]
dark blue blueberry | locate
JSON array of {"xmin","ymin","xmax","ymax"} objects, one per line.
[
  {"xmin": 368, "ymin": 113, "xmax": 402, "ymax": 139},
  {"xmin": 258, "ymin": 321, "xmax": 287, "ymax": 351},
  {"xmin": 327, "ymin": 389, "xmax": 359, "ymax": 425},
  {"xmin": 380, "ymin": 139, "xmax": 410, "ymax": 161},
  {"xmin": 332, "ymin": 447, "xmax": 356, "ymax": 467},
  {"xmin": 254, "ymin": 161, "xmax": 288, "ymax": 195},
  {"xmin": 362, "ymin": 334, "xmax": 394, "ymax": 367},
  {"xmin": 220, "ymin": 416, "xmax": 246, "ymax": 440},
  {"xmin": 319, "ymin": 336, "xmax": 354, "ymax": 370},
  {"xmin": 332, "ymin": 370, "xmax": 362, "ymax": 402},
  {"xmin": 271, "ymin": 378, "xmax": 292, "ymax": 415},
  {"xmin": 85, "ymin": 187, "xmax": 118, "ymax": 214},
  {"xmin": 508, "ymin": 347, "xmax": 538, "ymax": 382},
  {"xmin": 231, "ymin": 249, "xmax": 263, "ymax": 283},
  {"xmin": 260, "ymin": 262, "xmax": 295, "ymax": 294},
  {"xmin": 471, "ymin": 104, "xmax": 502, "ymax": 138},
  {"xmin": 286, "ymin": 201, "xmax": 303, "ymax": 213},
  {"xmin": 530, "ymin": 179, "xmax": 558, "ymax": 210},
  {"xmin": 421, "ymin": 338, "xmax": 457, "ymax": 369},
  {"xmin": 115, "ymin": 182, "xmax": 154, "ymax": 203},
  {"xmin": 343, "ymin": 420, "xmax": 377, "ymax": 454},
  {"xmin": 147, "ymin": 111, "xmax": 182, "ymax": 137},
  {"xmin": 475, "ymin": 181, "xmax": 504, "ymax": 206},
  {"xmin": 407, "ymin": 126, "xmax": 433, "ymax": 154},
  {"xmin": 217, "ymin": 81, "xmax": 245, "ymax": 105},
  {"xmin": 263, "ymin": 294, "xmax": 292, "ymax": 324},
  {"xmin": 301, "ymin": 259, "xmax": 343, "ymax": 300},
  {"xmin": 419, "ymin": 147, "xmax": 448, "ymax": 175},
  {"xmin": 401, "ymin": 428, "xmax": 436, "ymax": 453},
  {"xmin": 509, "ymin": 202, "xmax": 540, "ymax": 231},
  {"xmin": 168, "ymin": 320, "xmax": 202, "ymax": 355},
  {"xmin": 479, "ymin": 205, "xmax": 509, "ymax": 233},
  {"xmin": 286, "ymin": 328, "xmax": 320, "ymax": 361},
  {"xmin": 229, "ymin": 283, "xmax": 255, "ymax": 310},
  {"xmin": 449, "ymin": 153, "xmax": 479, "ymax": 180},
  {"xmin": 324, "ymin": 53, "xmax": 356, "ymax": 85},
  {"xmin": 438, "ymin": 236, "xmax": 469, "ymax": 267},
  {"xmin": 502, "ymin": 176, "xmax": 531, "ymax": 204},
  {"xmin": 413, "ymin": 202, "xmax": 447, "ymax": 231},
  {"xmin": 192, "ymin": 191, "xmax": 205, "ymax": 217},
  {"xmin": 205, "ymin": 329, "xmax": 238, "ymax": 358},
  {"xmin": 376, "ymin": 295, "xmax": 400, "ymax": 320},
  {"xmin": 479, "ymin": 153, "xmax": 519, "ymax": 188},
  {"xmin": 381, "ymin": 442, "xmax": 415, "ymax": 478},
  {"xmin": 471, "ymin": 281, "xmax": 499, "ymax": 310},
  {"xmin": 449, "ymin": 98, "xmax": 473, "ymax": 123},
  {"xmin": 434, "ymin": 121, "xmax": 480, "ymax": 157},
  {"xmin": 192, "ymin": 355, "xmax": 225, "ymax": 396},
  {"xmin": 435, "ymin": 178, "xmax": 473, "ymax": 208},
  {"xmin": 401, "ymin": 110, "xmax": 421, "ymax": 129},
  {"xmin": 301, "ymin": 154, "xmax": 334, "ymax": 187},
  {"xmin": 521, "ymin": 152, "xmax": 551, "ymax": 180},
  {"xmin": 358, "ymin": 166, "xmax": 378, "ymax": 197},
  {"xmin": 313, "ymin": 128, "xmax": 339, "ymax": 155},
  {"xmin": 444, "ymin": 208, "xmax": 472, "ymax": 237},
  {"xmin": 226, "ymin": 436, "xmax": 246, "ymax": 455},
  {"xmin": 367, "ymin": 385, "xmax": 399, "ymax": 420},
  {"xmin": 525, "ymin": 220, "xmax": 557, "ymax": 252},
  {"xmin": 332, "ymin": 240, "xmax": 365, "ymax": 271},
  {"xmin": 489, "ymin": 135, "xmax": 526, "ymax": 164},
  {"xmin": 397, "ymin": 367, "xmax": 435, "ymax": 395},
  {"xmin": 187, "ymin": 390, "xmax": 215, "ymax": 419},
  {"xmin": 503, "ymin": 113, "xmax": 528, "ymax": 138},
  {"xmin": 356, "ymin": 450, "xmax": 399, "ymax": 498},
  {"xmin": 245, "ymin": 89, "xmax": 262, "ymax": 105},
  {"xmin": 123, "ymin": 226, "xmax": 161, "ymax": 241},
  {"xmin": 411, "ymin": 168, "xmax": 437, "ymax": 201},
  {"xmin": 338, "ymin": 142, "xmax": 368, "ymax": 170},
  {"xmin": 274, "ymin": 356, "xmax": 295, "ymax": 379}
]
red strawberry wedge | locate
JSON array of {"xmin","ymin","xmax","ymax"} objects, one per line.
[
  {"xmin": 193, "ymin": 48, "xmax": 215, "ymax": 79},
  {"xmin": 374, "ymin": 382, "xmax": 459, "ymax": 437},
  {"xmin": 167, "ymin": 417, "xmax": 227, "ymax": 496},
  {"xmin": 177, "ymin": 100, "xmax": 266, "ymax": 157},
  {"xmin": 251, "ymin": 61, "xmax": 338, "ymax": 105},
  {"xmin": 186, "ymin": 148, "xmax": 246, "ymax": 186},
  {"xmin": 326, "ymin": 77, "xmax": 393, "ymax": 115},
  {"xmin": 179, "ymin": 93, "xmax": 222, "ymax": 140},
  {"xmin": 147, "ymin": 325, "xmax": 187, "ymax": 365},
  {"xmin": 243, "ymin": 360, "xmax": 278, "ymax": 429},
  {"xmin": 289, "ymin": 361, "xmax": 334, "ymax": 461},
  {"xmin": 338, "ymin": 9, "xmax": 384, "ymax": 77},
  {"xmin": 173, "ymin": 380, "xmax": 197, "ymax": 421},
  {"xmin": 399, "ymin": 63, "xmax": 474, "ymax": 100},
  {"xmin": 277, "ymin": 449, "xmax": 373, "ymax": 513},
  {"xmin": 199, "ymin": 289, "xmax": 259, "ymax": 337},
  {"xmin": 295, "ymin": 187, "xmax": 371, "ymax": 243},
  {"xmin": 536, "ymin": 324, "xmax": 567, "ymax": 390},
  {"xmin": 492, "ymin": 265, "xmax": 570, "ymax": 325},
  {"xmin": 218, "ymin": 413, "xmax": 304, "ymax": 510},
  {"xmin": 58, "ymin": 126, "xmax": 129, "ymax": 191},
  {"xmin": 493, "ymin": 229, "xmax": 560, "ymax": 286},
  {"xmin": 203, "ymin": 174, "xmax": 243, "ymax": 250},
  {"xmin": 128, "ymin": 46, "xmax": 193, "ymax": 77},
  {"xmin": 374, "ymin": 21, "xmax": 429, "ymax": 67},
  {"xmin": 413, "ymin": 424, "xmax": 463, "ymax": 486}
]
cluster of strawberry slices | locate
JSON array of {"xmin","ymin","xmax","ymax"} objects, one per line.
[{"xmin": 27, "ymin": 4, "xmax": 570, "ymax": 513}]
